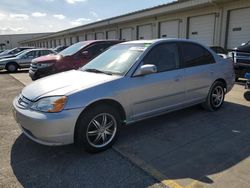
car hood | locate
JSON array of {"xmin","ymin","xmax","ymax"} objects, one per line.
[
  {"xmin": 22, "ymin": 70, "xmax": 121, "ymax": 101},
  {"xmin": 0, "ymin": 57, "xmax": 18, "ymax": 63},
  {"xmin": 33, "ymin": 54, "xmax": 61, "ymax": 63},
  {"xmin": 0, "ymin": 54, "xmax": 16, "ymax": 60}
]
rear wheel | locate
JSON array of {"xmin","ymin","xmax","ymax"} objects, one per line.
[
  {"xmin": 6, "ymin": 63, "xmax": 18, "ymax": 72},
  {"xmin": 75, "ymin": 104, "xmax": 121, "ymax": 153},
  {"xmin": 202, "ymin": 81, "xmax": 225, "ymax": 111}
]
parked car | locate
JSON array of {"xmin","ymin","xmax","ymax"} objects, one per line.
[
  {"xmin": 210, "ymin": 46, "xmax": 228, "ymax": 59},
  {"xmin": 230, "ymin": 41, "xmax": 250, "ymax": 80},
  {"xmin": 13, "ymin": 39, "xmax": 235, "ymax": 152},
  {"xmin": 0, "ymin": 50, "xmax": 6, "ymax": 54},
  {"xmin": 0, "ymin": 47, "xmax": 34, "ymax": 60},
  {"xmin": 210, "ymin": 46, "xmax": 228, "ymax": 55},
  {"xmin": 29, "ymin": 40, "xmax": 122, "ymax": 80},
  {"xmin": 53, "ymin": 45, "xmax": 68, "ymax": 53},
  {"xmin": 0, "ymin": 49, "xmax": 56, "ymax": 72}
]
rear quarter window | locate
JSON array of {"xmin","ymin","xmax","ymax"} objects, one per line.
[{"xmin": 179, "ymin": 42, "xmax": 215, "ymax": 68}]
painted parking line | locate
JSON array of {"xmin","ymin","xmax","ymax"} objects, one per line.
[{"xmin": 113, "ymin": 146, "xmax": 185, "ymax": 188}]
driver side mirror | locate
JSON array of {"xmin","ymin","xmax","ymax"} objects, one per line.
[
  {"xmin": 134, "ymin": 64, "xmax": 157, "ymax": 76},
  {"xmin": 81, "ymin": 51, "xmax": 89, "ymax": 57}
]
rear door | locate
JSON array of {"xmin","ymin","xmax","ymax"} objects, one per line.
[
  {"xmin": 179, "ymin": 42, "xmax": 216, "ymax": 102},
  {"xmin": 128, "ymin": 42, "xmax": 186, "ymax": 120}
]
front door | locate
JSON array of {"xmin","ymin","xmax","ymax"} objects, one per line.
[
  {"xmin": 127, "ymin": 43, "xmax": 186, "ymax": 121},
  {"xmin": 19, "ymin": 50, "xmax": 39, "ymax": 68}
]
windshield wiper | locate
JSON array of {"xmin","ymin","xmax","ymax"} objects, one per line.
[{"xmin": 84, "ymin": 68, "xmax": 113, "ymax": 75}]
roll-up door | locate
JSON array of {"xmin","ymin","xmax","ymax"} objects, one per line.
[
  {"xmin": 227, "ymin": 7, "xmax": 250, "ymax": 49},
  {"xmin": 188, "ymin": 14, "xmax": 215, "ymax": 45},
  {"xmin": 107, "ymin": 30, "xmax": 117, "ymax": 39},
  {"xmin": 138, "ymin": 24, "xmax": 153, "ymax": 40},
  {"xmin": 96, "ymin": 32, "xmax": 105, "ymax": 40},
  {"xmin": 86, "ymin": 33, "xmax": 94, "ymax": 40},
  {"xmin": 121, "ymin": 28, "xmax": 133, "ymax": 41},
  {"xmin": 160, "ymin": 20, "xmax": 179, "ymax": 38}
]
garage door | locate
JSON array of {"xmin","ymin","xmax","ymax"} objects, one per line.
[
  {"xmin": 79, "ymin": 35, "xmax": 85, "ymax": 42},
  {"xmin": 107, "ymin": 30, "xmax": 117, "ymax": 39},
  {"xmin": 86, "ymin": 33, "xmax": 94, "ymax": 40},
  {"xmin": 96, "ymin": 32, "xmax": 105, "ymax": 40},
  {"xmin": 121, "ymin": 28, "xmax": 133, "ymax": 41},
  {"xmin": 188, "ymin": 14, "xmax": 215, "ymax": 45},
  {"xmin": 138, "ymin": 24, "xmax": 153, "ymax": 40},
  {"xmin": 160, "ymin": 20, "xmax": 179, "ymax": 38},
  {"xmin": 227, "ymin": 7, "xmax": 250, "ymax": 49}
]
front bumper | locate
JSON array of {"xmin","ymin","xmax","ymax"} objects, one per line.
[
  {"xmin": 12, "ymin": 97, "xmax": 84, "ymax": 146},
  {"xmin": 29, "ymin": 65, "xmax": 55, "ymax": 80}
]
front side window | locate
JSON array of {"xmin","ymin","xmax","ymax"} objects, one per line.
[
  {"xmin": 143, "ymin": 43, "xmax": 180, "ymax": 72},
  {"xmin": 180, "ymin": 43, "xmax": 214, "ymax": 68},
  {"xmin": 25, "ymin": 51, "xmax": 37, "ymax": 58}
]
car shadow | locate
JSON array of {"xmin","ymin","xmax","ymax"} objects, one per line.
[
  {"xmin": 11, "ymin": 102, "xmax": 250, "ymax": 187},
  {"xmin": 11, "ymin": 135, "xmax": 154, "ymax": 187},
  {"xmin": 115, "ymin": 101, "xmax": 250, "ymax": 185}
]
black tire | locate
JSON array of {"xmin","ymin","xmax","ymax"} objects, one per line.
[
  {"xmin": 202, "ymin": 81, "xmax": 225, "ymax": 111},
  {"xmin": 75, "ymin": 104, "xmax": 121, "ymax": 153},
  {"xmin": 235, "ymin": 77, "xmax": 239, "ymax": 82},
  {"xmin": 6, "ymin": 63, "xmax": 18, "ymax": 73}
]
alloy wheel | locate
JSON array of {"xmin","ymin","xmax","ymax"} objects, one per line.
[
  {"xmin": 211, "ymin": 85, "xmax": 224, "ymax": 108},
  {"xmin": 86, "ymin": 113, "xmax": 117, "ymax": 148}
]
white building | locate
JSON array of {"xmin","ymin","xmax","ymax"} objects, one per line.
[
  {"xmin": 0, "ymin": 33, "xmax": 52, "ymax": 50},
  {"xmin": 20, "ymin": 0, "xmax": 250, "ymax": 49}
]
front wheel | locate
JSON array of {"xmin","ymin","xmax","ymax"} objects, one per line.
[
  {"xmin": 6, "ymin": 63, "xmax": 18, "ymax": 72},
  {"xmin": 75, "ymin": 104, "xmax": 121, "ymax": 153},
  {"xmin": 202, "ymin": 81, "xmax": 225, "ymax": 111}
]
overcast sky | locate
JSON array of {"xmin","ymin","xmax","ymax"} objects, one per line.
[{"xmin": 0, "ymin": 0, "xmax": 174, "ymax": 35}]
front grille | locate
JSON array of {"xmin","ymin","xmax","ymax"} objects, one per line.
[
  {"xmin": 30, "ymin": 63, "xmax": 38, "ymax": 72},
  {"xmin": 17, "ymin": 95, "xmax": 31, "ymax": 109}
]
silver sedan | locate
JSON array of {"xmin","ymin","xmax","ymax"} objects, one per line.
[
  {"xmin": 0, "ymin": 49, "xmax": 56, "ymax": 72},
  {"xmin": 13, "ymin": 39, "xmax": 235, "ymax": 152}
]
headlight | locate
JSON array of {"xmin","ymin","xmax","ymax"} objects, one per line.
[
  {"xmin": 30, "ymin": 96, "xmax": 67, "ymax": 113},
  {"xmin": 37, "ymin": 63, "xmax": 53, "ymax": 68}
]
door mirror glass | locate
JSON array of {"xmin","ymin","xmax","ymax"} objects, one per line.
[
  {"xmin": 82, "ymin": 51, "xmax": 89, "ymax": 57},
  {"xmin": 134, "ymin": 64, "xmax": 157, "ymax": 76}
]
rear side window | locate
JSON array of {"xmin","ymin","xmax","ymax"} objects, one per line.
[
  {"xmin": 39, "ymin": 50, "xmax": 52, "ymax": 56},
  {"xmin": 143, "ymin": 43, "xmax": 180, "ymax": 72},
  {"xmin": 180, "ymin": 43, "xmax": 214, "ymax": 68}
]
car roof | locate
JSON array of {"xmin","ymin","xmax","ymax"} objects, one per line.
[
  {"xmin": 121, "ymin": 38, "xmax": 202, "ymax": 45},
  {"xmin": 81, "ymin": 40, "xmax": 122, "ymax": 44}
]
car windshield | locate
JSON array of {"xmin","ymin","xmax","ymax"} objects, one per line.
[
  {"xmin": 0, "ymin": 49, "xmax": 11, "ymax": 55},
  {"xmin": 16, "ymin": 50, "xmax": 29, "ymax": 57},
  {"xmin": 59, "ymin": 42, "xmax": 89, "ymax": 57},
  {"xmin": 82, "ymin": 43, "xmax": 150, "ymax": 76}
]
